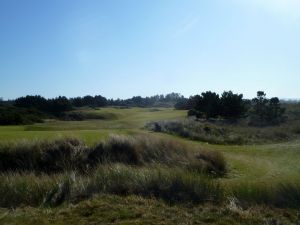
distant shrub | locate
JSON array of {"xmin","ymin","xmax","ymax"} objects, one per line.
[
  {"xmin": 0, "ymin": 106, "xmax": 44, "ymax": 125},
  {"xmin": 0, "ymin": 110, "xmax": 23, "ymax": 125},
  {"xmin": 61, "ymin": 112, "xmax": 85, "ymax": 121},
  {"xmin": 148, "ymin": 108, "xmax": 162, "ymax": 112},
  {"xmin": 60, "ymin": 111, "xmax": 111, "ymax": 121}
]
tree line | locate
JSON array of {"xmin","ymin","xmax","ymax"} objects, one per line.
[
  {"xmin": 0, "ymin": 93, "xmax": 184, "ymax": 125},
  {"xmin": 12, "ymin": 92, "xmax": 185, "ymax": 111},
  {"xmin": 176, "ymin": 91, "xmax": 285, "ymax": 125},
  {"xmin": 0, "ymin": 91, "xmax": 285, "ymax": 126}
]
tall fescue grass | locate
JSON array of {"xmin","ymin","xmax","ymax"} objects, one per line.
[
  {"xmin": 74, "ymin": 165, "xmax": 223, "ymax": 205},
  {"xmin": 3, "ymin": 135, "xmax": 300, "ymax": 209},
  {"xmin": 0, "ymin": 138, "xmax": 89, "ymax": 173},
  {"xmin": 0, "ymin": 173, "xmax": 62, "ymax": 207},
  {"xmin": 0, "ymin": 166, "xmax": 223, "ymax": 208},
  {"xmin": 0, "ymin": 135, "xmax": 227, "ymax": 208},
  {"xmin": 0, "ymin": 135, "xmax": 227, "ymax": 176},
  {"xmin": 2, "ymin": 167, "xmax": 300, "ymax": 209},
  {"xmin": 230, "ymin": 180, "xmax": 300, "ymax": 208}
]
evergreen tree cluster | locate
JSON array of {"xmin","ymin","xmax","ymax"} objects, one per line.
[
  {"xmin": 249, "ymin": 91, "xmax": 285, "ymax": 126},
  {"xmin": 183, "ymin": 91, "xmax": 247, "ymax": 120},
  {"xmin": 107, "ymin": 93, "xmax": 185, "ymax": 107},
  {"xmin": 184, "ymin": 91, "xmax": 285, "ymax": 125}
]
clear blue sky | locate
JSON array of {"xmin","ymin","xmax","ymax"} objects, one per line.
[{"xmin": 1, "ymin": 0, "xmax": 299, "ymax": 100}]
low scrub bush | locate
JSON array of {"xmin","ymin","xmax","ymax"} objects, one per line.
[
  {"xmin": 61, "ymin": 111, "xmax": 115, "ymax": 121},
  {"xmin": 146, "ymin": 120, "xmax": 244, "ymax": 145},
  {"xmin": 146, "ymin": 119, "xmax": 296, "ymax": 145}
]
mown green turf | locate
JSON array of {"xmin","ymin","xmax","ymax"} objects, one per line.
[{"xmin": 0, "ymin": 108, "xmax": 185, "ymax": 144}]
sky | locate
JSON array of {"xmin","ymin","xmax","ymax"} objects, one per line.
[{"xmin": 0, "ymin": 0, "xmax": 300, "ymax": 100}]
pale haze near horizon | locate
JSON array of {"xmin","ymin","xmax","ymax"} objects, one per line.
[{"xmin": 0, "ymin": 0, "xmax": 299, "ymax": 100}]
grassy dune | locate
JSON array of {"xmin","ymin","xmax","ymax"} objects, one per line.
[{"xmin": 1, "ymin": 107, "xmax": 300, "ymax": 224}]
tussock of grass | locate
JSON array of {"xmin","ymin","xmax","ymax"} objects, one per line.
[
  {"xmin": 193, "ymin": 149, "xmax": 227, "ymax": 176},
  {"xmin": 0, "ymin": 173, "xmax": 62, "ymax": 207},
  {"xmin": 0, "ymin": 136, "xmax": 227, "ymax": 176},
  {"xmin": 89, "ymin": 135, "xmax": 192, "ymax": 167},
  {"xmin": 76, "ymin": 165, "xmax": 223, "ymax": 204},
  {"xmin": 0, "ymin": 138, "xmax": 89, "ymax": 173},
  {"xmin": 88, "ymin": 136, "xmax": 143, "ymax": 166}
]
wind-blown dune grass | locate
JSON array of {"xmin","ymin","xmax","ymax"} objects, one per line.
[
  {"xmin": 0, "ymin": 166, "xmax": 223, "ymax": 208},
  {"xmin": 229, "ymin": 180, "xmax": 300, "ymax": 208},
  {"xmin": 74, "ymin": 165, "xmax": 223, "ymax": 205},
  {"xmin": 0, "ymin": 135, "xmax": 227, "ymax": 176},
  {"xmin": 2, "ymin": 165, "xmax": 300, "ymax": 209},
  {"xmin": 0, "ymin": 135, "xmax": 227, "ymax": 208}
]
